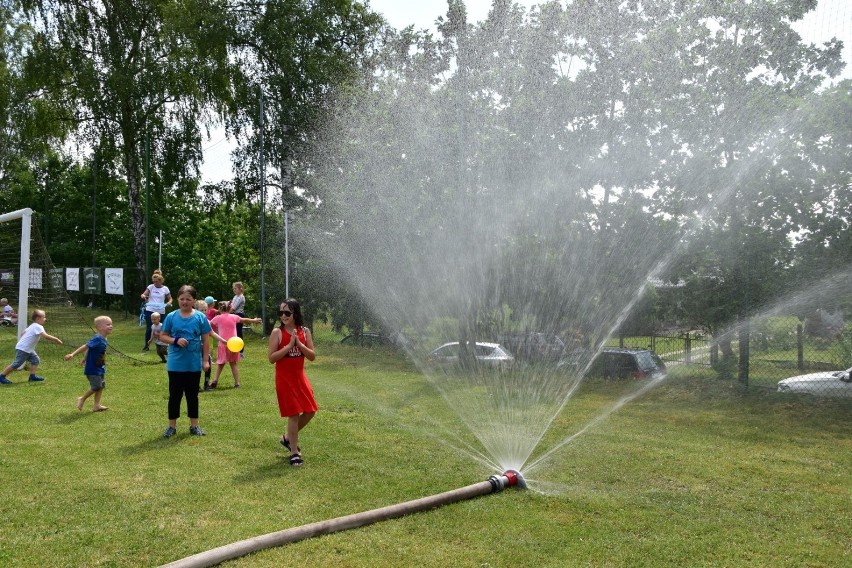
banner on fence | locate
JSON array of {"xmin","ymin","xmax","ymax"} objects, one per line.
[
  {"xmin": 104, "ymin": 268, "xmax": 123, "ymax": 295},
  {"xmin": 83, "ymin": 268, "xmax": 102, "ymax": 294},
  {"xmin": 29, "ymin": 268, "xmax": 42, "ymax": 289},
  {"xmin": 49, "ymin": 268, "xmax": 63, "ymax": 290},
  {"xmin": 66, "ymin": 268, "xmax": 80, "ymax": 291}
]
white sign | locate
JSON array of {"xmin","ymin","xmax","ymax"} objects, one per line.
[
  {"xmin": 66, "ymin": 268, "xmax": 80, "ymax": 291},
  {"xmin": 105, "ymin": 268, "xmax": 123, "ymax": 295},
  {"xmin": 29, "ymin": 268, "xmax": 42, "ymax": 289}
]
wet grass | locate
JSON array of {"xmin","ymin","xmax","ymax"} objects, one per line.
[{"xmin": 0, "ymin": 316, "xmax": 849, "ymax": 567}]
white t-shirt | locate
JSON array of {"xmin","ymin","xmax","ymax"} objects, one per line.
[
  {"xmin": 145, "ymin": 284, "xmax": 171, "ymax": 314},
  {"xmin": 16, "ymin": 322, "xmax": 45, "ymax": 353}
]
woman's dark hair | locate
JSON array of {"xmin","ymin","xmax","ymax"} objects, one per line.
[
  {"xmin": 177, "ymin": 285, "xmax": 197, "ymax": 299},
  {"xmin": 280, "ymin": 298, "xmax": 304, "ymax": 328}
]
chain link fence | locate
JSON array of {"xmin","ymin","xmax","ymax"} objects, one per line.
[{"xmin": 612, "ymin": 319, "xmax": 852, "ymax": 397}]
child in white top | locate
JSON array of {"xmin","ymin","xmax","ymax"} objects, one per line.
[{"xmin": 0, "ymin": 309, "xmax": 64, "ymax": 383}]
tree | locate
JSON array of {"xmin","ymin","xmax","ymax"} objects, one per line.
[{"xmin": 21, "ymin": 0, "xmax": 237, "ymax": 275}]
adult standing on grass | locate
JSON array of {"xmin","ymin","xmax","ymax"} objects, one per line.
[
  {"xmin": 268, "ymin": 299, "xmax": 317, "ymax": 467},
  {"xmin": 140, "ymin": 269, "xmax": 172, "ymax": 351},
  {"xmin": 160, "ymin": 285, "xmax": 212, "ymax": 438}
]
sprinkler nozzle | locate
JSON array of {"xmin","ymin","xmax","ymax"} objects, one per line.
[
  {"xmin": 502, "ymin": 470, "xmax": 526, "ymax": 489},
  {"xmin": 487, "ymin": 470, "xmax": 526, "ymax": 492}
]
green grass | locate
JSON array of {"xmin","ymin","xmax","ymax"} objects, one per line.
[{"xmin": 0, "ymin": 315, "xmax": 850, "ymax": 567}]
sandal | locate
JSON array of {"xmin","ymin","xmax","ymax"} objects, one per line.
[
  {"xmin": 289, "ymin": 453, "xmax": 304, "ymax": 467},
  {"xmin": 279, "ymin": 437, "xmax": 301, "ymax": 452},
  {"xmin": 208, "ymin": 381, "xmax": 218, "ymax": 389}
]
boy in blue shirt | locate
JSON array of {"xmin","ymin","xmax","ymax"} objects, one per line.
[{"xmin": 65, "ymin": 316, "xmax": 113, "ymax": 411}]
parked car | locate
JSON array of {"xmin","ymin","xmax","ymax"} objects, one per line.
[
  {"xmin": 777, "ymin": 367, "xmax": 852, "ymax": 397},
  {"xmin": 427, "ymin": 342, "xmax": 515, "ymax": 369},
  {"xmin": 586, "ymin": 348, "xmax": 667, "ymax": 380},
  {"xmin": 497, "ymin": 332, "xmax": 565, "ymax": 362},
  {"xmin": 340, "ymin": 332, "xmax": 393, "ymax": 348}
]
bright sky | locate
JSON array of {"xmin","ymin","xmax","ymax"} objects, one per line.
[{"xmin": 201, "ymin": 0, "xmax": 850, "ymax": 183}]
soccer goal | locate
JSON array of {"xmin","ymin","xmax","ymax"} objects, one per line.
[{"xmin": 0, "ymin": 208, "xmax": 150, "ymax": 363}]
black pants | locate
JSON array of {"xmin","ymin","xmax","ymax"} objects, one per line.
[
  {"xmin": 235, "ymin": 312, "xmax": 245, "ymax": 352},
  {"xmin": 167, "ymin": 371, "xmax": 201, "ymax": 420}
]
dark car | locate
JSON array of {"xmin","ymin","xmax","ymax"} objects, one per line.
[
  {"xmin": 587, "ymin": 348, "xmax": 666, "ymax": 380},
  {"xmin": 340, "ymin": 332, "xmax": 394, "ymax": 347}
]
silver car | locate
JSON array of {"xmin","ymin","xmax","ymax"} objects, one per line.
[
  {"xmin": 427, "ymin": 342, "xmax": 515, "ymax": 369},
  {"xmin": 777, "ymin": 367, "xmax": 852, "ymax": 397}
]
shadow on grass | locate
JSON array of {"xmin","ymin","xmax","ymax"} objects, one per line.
[
  {"xmin": 55, "ymin": 410, "xmax": 98, "ymax": 424},
  {"xmin": 233, "ymin": 456, "xmax": 298, "ymax": 484},
  {"xmin": 119, "ymin": 433, "xmax": 207, "ymax": 455}
]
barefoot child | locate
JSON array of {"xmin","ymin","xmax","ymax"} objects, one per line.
[
  {"xmin": 65, "ymin": 316, "xmax": 113, "ymax": 412},
  {"xmin": 0, "ymin": 309, "xmax": 64, "ymax": 384}
]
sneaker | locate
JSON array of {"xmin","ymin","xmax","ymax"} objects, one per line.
[
  {"xmin": 163, "ymin": 426, "xmax": 177, "ymax": 438},
  {"xmin": 189, "ymin": 426, "xmax": 206, "ymax": 436},
  {"xmin": 142, "ymin": 346, "xmax": 150, "ymax": 352},
  {"xmin": 0, "ymin": 376, "xmax": 11, "ymax": 384},
  {"xmin": 28, "ymin": 375, "xmax": 45, "ymax": 382}
]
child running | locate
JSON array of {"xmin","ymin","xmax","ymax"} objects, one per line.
[
  {"xmin": 0, "ymin": 309, "xmax": 64, "ymax": 384},
  {"xmin": 64, "ymin": 316, "xmax": 113, "ymax": 412}
]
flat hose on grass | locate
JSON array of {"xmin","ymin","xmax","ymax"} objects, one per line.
[{"xmin": 160, "ymin": 471, "xmax": 523, "ymax": 568}]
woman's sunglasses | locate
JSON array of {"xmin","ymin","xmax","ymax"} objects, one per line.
[{"xmin": 279, "ymin": 310, "xmax": 293, "ymax": 317}]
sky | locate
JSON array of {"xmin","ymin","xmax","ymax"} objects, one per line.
[{"xmin": 201, "ymin": 0, "xmax": 850, "ymax": 183}]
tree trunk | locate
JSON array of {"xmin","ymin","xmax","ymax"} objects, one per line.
[{"xmin": 123, "ymin": 133, "xmax": 147, "ymax": 276}]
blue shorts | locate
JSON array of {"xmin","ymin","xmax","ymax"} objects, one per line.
[{"xmin": 10, "ymin": 349, "xmax": 39, "ymax": 369}]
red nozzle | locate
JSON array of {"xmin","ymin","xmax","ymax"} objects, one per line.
[{"xmin": 502, "ymin": 470, "xmax": 520, "ymax": 487}]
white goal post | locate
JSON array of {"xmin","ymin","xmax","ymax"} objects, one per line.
[{"xmin": 0, "ymin": 208, "xmax": 32, "ymax": 338}]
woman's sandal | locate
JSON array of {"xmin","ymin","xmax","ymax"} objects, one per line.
[
  {"xmin": 289, "ymin": 453, "xmax": 304, "ymax": 467},
  {"xmin": 280, "ymin": 437, "xmax": 301, "ymax": 452}
]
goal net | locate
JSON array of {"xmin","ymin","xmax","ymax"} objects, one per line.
[{"xmin": 0, "ymin": 209, "xmax": 151, "ymax": 364}]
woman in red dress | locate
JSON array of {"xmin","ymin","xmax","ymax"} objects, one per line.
[{"xmin": 268, "ymin": 299, "xmax": 317, "ymax": 466}]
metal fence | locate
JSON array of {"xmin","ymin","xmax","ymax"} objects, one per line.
[{"xmin": 612, "ymin": 323, "xmax": 851, "ymax": 397}]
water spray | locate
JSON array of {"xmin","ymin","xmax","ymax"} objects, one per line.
[{"xmin": 159, "ymin": 471, "xmax": 525, "ymax": 568}]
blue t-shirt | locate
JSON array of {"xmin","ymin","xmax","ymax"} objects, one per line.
[
  {"xmin": 162, "ymin": 309, "xmax": 211, "ymax": 372},
  {"xmin": 84, "ymin": 334, "xmax": 108, "ymax": 376}
]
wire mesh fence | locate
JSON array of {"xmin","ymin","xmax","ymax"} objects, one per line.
[{"xmin": 613, "ymin": 322, "xmax": 851, "ymax": 397}]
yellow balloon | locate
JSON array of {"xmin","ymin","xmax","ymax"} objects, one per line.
[{"xmin": 227, "ymin": 336, "xmax": 244, "ymax": 352}]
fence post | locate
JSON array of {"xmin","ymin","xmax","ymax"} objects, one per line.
[
  {"xmin": 738, "ymin": 317, "xmax": 750, "ymax": 386},
  {"xmin": 797, "ymin": 323, "xmax": 804, "ymax": 371},
  {"xmin": 685, "ymin": 333, "xmax": 691, "ymax": 365}
]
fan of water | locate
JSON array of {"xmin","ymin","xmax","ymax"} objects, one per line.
[{"xmin": 296, "ymin": 1, "xmax": 849, "ymax": 482}]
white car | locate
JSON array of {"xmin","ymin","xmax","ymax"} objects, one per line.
[
  {"xmin": 427, "ymin": 342, "xmax": 515, "ymax": 369},
  {"xmin": 777, "ymin": 367, "xmax": 852, "ymax": 397}
]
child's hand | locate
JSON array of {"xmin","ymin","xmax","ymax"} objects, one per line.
[{"xmin": 63, "ymin": 353, "xmax": 74, "ymax": 361}]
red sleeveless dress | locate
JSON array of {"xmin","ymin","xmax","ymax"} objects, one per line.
[{"xmin": 275, "ymin": 327, "xmax": 318, "ymax": 417}]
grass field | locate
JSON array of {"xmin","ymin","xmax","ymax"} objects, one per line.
[{"xmin": 0, "ymin": 313, "xmax": 850, "ymax": 567}]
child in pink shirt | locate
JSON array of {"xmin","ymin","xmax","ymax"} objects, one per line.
[{"xmin": 208, "ymin": 309, "xmax": 261, "ymax": 389}]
